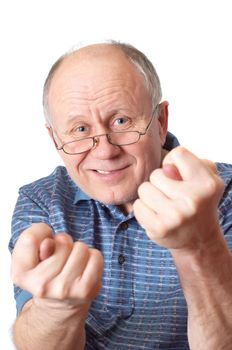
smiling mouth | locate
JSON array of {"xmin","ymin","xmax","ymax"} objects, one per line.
[
  {"xmin": 93, "ymin": 166, "xmax": 129, "ymax": 174},
  {"xmin": 96, "ymin": 170, "xmax": 113, "ymax": 174}
]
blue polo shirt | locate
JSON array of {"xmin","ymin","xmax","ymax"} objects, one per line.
[{"xmin": 9, "ymin": 133, "xmax": 232, "ymax": 349}]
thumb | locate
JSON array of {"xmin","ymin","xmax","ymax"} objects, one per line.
[
  {"xmin": 11, "ymin": 223, "xmax": 53, "ymax": 280},
  {"xmin": 162, "ymin": 163, "xmax": 182, "ymax": 181}
]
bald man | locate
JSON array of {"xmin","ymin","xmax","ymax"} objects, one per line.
[{"xmin": 10, "ymin": 41, "xmax": 232, "ymax": 349}]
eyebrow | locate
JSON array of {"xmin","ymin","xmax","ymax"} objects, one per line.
[
  {"xmin": 67, "ymin": 110, "xmax": 87, "ymax": 117},
  {"xmin": 66, "ymin": 107, "xmax": 134, "ymax": 121},
  {"xmin": 65, "ymin": 114, "xmax": 87, "ymax": 124}
]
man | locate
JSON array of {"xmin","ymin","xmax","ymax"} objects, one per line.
[{"xmin": 9, "ymin": 41, "xmax": 232, "ymax": 349}]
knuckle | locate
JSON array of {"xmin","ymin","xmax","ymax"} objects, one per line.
[
  {"xmin": 54, "ymin": 233, "xmax": 73, "ymax": 245},
  {"xmin": 202, "ymin": 176, "xmax": 224, "ymax": 200},
  {"xmin": 205, "ymin": 178, "xmax": 219, "ymax": 196},
  {"xmin": 170, "ymin": 210, "xmax": 185, "ymax": 227},
  {"xmin": 154, "ymin": 219, "xmax": 169, "ymax": 239},
  {"xmin": 34, "ymin": 281, "xmax": 47, "ymax": 298},
  {"xmin": 79, "ymin": 280, "xmax": 101, "ymax": 301},
  {"xmin": 171, "ymin": 146, "xmax": 188, "ymax": 159},
  {"xmin": 185, "ymin": 196, "xmax": 200, "ymax": 216},
  {"xmin": 90, "ymin": 249, "xmax": 104, "ymax": 269},
  {"xmin": 20, "ymin": 229, "xmax": 39, "ymax": 247},
  {"xmin": 75, "ymin": 241, "xmax": 89, "ymax": 253},
  {"xmin": 55, "ymin": 283, "xmax": 69, "ymax": 300},
  {"xmin": 78, "ymin": 285, "xmax": 89, "ymax": 300},
  {"xmin": 176, "ymin": 146, "xmax": 188, "ymax": 155}
]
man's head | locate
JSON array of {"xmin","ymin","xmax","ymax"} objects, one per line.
[{"xmin": 43, "ymin": 41, "xmax": 169, "ymax": 213}]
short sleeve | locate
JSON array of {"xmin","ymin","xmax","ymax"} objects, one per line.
[
  {"xmin": 219, "ymin": 195, "xmax": 232, "ymax": 252},
  {"xmin": 217, "ymin": 164, "xmax": 232, "ymax": 252},
  {"xmin": 9, "ymin": 188, "xmax": 51, "ymax": 314}
]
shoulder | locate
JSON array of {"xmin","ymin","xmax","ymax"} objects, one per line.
[
  {"xmin": 216, "ymin": 162, "xmax": 232, "ymax": 180},
  {"xmin": 18, "ymin": 166, "xmax": 78, "ymax": 204},
  {"xmin": 11, "ymin": 166, "xmax": 80, "ymax": 246}
]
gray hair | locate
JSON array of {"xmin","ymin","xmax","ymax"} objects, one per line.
[{"xmin": 43, "ymin": 40, "xmax": 162, "ymax": 124}]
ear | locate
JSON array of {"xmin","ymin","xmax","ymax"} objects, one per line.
[
  {"xmin": 45, "ymin": 123, "xmax": 53, "ymax": 139},
  {"xmin": 157, "ymin": 101, "xmax": 169, "ymax": 146},
  {"xmin": 45, "ymin": 123, "xmax": 59, "ymax": 150}
]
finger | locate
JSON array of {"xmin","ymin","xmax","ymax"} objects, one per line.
[
  {"xmin": 149, "ymin": 168, "xmax": 186, "ymax": 200},
  {"xmin": 39, "ymin": 237, "xmax": 56, "ymax": 261},
  {"xmin": 34, "ymin": 233, "xmax": 73, "ymax": 278},
  {"xmin": 45, "ymin": 242, "xmax": 90, "ymax": 298},
  {"xmin": 133, "ymin": 198, "xmax": 161, "ymax": 239},
  {"xmin": 20, "ymin": 233, "xmax": 73, "ymax": 296},
  {"xmin": 59, "ymin": 242, "xmax": 90, "ymax": 279},
  {"xmin": 162, "ymin": 164, "xmax": 182, "ymax": 181},
  {"xmin": 72, "ymin": 248, "xmax": 104, "ymax": 301},
  {"xmin": 138, "ymin": 181, "xmax": 172, "ymax": 213},
  {"xmin": 163, "ymin": 147, "xmax": 207, "ymax": 181},
  {"xmin": 150, "ymin": 164, "xmax": 215, "ymax": 201},
  {"xmin": 11, "ymin": 223, "xmax": 53, "ymax": 279},
  {"xmin": 134, "ymin": 198, "xmax": 183, "ymax": 248},
  {"xmin": 201, "ymin": 159, "xmax": 218, "ymax": 174}
]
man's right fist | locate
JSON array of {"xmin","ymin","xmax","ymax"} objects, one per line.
[{"xmin": 11, "ymin": 223, "xmax": 104, "ymax": 303}]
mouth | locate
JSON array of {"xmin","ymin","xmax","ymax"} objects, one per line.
[
  {"xmin": 91, "ymin": 165, "xmax": 130, "ymax": 181},
  {"xmin": 95, "ymin": 169, "xmax": 121, "ymax": 174}
]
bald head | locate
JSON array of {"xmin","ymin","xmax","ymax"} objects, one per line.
[{"xmin": 43, "ymin": 41, "xmax": 162, "ymax": 124}]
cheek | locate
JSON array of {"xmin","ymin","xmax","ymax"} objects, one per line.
[
  {"xmin": 136, "ymin": 140, "xmax": 163, "ymax": 174},
  {"xmin": 59, "ymin": 152, "xmax": 84, "ymax": 174}
]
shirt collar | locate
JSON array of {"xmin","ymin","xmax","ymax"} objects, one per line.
[
  {"xmin": 73, "ymin": 131, "xmax": 180, "ymax": 204},
  {"xmin": 74, "ymin": 188, "xmax": 91, "ymax": 204},
  {"xmin": 163, "ymin": 131, "xmax": 180, "ymax": 150}
]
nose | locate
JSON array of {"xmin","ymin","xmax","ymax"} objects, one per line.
[{"xmin": 91, "ymin": 134, "xmax": 121, "ymax": 159}]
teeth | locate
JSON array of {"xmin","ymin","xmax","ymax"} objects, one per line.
[{"xmin": 97, "ymin": 170, "xmax": 112, "ymax": 174}]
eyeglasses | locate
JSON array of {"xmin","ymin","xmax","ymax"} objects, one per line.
[{"xmin": 52, "ymin": 107, "xmax": 158, "ymax": 155}]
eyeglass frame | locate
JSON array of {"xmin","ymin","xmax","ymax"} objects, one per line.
[{"xmin": 50, "ymin": 105, "xmax": 159, "ymax": 155}]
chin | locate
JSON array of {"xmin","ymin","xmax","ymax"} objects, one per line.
[{"xmin": 96, "ymin": 192, "xmax": 137, "ymax": 211}]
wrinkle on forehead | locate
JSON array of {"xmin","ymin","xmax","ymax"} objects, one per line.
[
  {"xmin": 49, "ymin": 44, "xmax": 145, "ymax": 92},
  {"xmin": 47, "ymin": 44, "xmax": 150, "ymax": 125}
]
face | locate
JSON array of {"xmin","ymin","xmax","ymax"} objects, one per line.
[{"xmin": 47, "ymin": 45, "xmax": 168, "ymax": 213}]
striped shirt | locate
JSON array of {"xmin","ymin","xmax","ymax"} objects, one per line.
[{"xmin": 9, "ymin": 133, "xmax": 232, "ymax": 349}]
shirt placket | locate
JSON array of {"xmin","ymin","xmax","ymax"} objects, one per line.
[{"xmin": 105, "ymin": 218, "xmax": 134, "ymax": 318}]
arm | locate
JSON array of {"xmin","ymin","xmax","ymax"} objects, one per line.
[
  {"xmin": 13, "ymin": 298, "xmax": 88, "ymax": 350},
  {"xmin": 11, "ymin": 223, "xmax": 103, "ymax": 350},
  {"xmin": 134, "ymin": 147, "xmax": 232, "ymax": 349},
  {"xmin": 171, "ymin": 232, "xmax": 232, "ymax": 349}
]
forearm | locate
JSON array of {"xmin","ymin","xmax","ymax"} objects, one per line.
[
  {"xmin": 171, "ymin": 232, "xmax": 232, "ymax": 350},
  {"xmin": 13, "ymin": 298, "xmax": 88, "ymax": 350}
]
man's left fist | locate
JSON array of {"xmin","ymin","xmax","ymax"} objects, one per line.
[{"xmin": 133, "ymin": 147, "xmax": 224, "ymax": 250}]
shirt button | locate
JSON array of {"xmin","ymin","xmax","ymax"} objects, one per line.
[
  {"xmin": 120, "ymin": 222, "xmax": 129, "ymax": 230},
  {"xmin": 118, "ymin": 254, "xmax": 125, "ymax": 265}
]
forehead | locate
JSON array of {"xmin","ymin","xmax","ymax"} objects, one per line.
[{"xmin": 48, "ymin": 45, "xmax": 146, "ymax": 98}]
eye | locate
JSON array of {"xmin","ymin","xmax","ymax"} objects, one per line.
[
  {"xmin": 115, "ymin": 117, "xmax": 126, "ymax": 125},
  {"xmin": 70, "ymin": 124, "xmax": 90, "ymax": 139},
  {"xmin": 73, "ymin": 125, "xmax": 88, "ymax": 134},
  {"xmin": 76, "ymin": 126, "xmax": 86, "ymax": 132},
  {"xmin": 113, "ymin": 116, "xmax": 131, "ymax": 128}
]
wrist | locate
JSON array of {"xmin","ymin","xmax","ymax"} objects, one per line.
[
  {"xmin": 170, "ymin": 227, "xmax": 229, "ymax": 272},
  {"xmin": 170, "ymin": 230, "xmax": 232, "ymax": 309},
  {"xmin": 32, "ymin": 297, "xmax": 90, "ymax": 323}
]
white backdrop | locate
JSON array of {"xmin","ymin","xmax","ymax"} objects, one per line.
[{"xmin": 1, "ymin": 1, "xmax": 232, "ymax": 348}]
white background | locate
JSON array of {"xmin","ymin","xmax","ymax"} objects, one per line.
[{"xmin": 1, "ymin": 0, "xmax": 232, "ymax": 348}]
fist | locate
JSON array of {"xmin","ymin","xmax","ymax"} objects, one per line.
[
  {"xmin": 133, "ymin": 147, "xmax": 224, "ymax": 250},
  {"xmin": 11, "ymin": 223, "xmax": 104, "ymax": 304}
]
